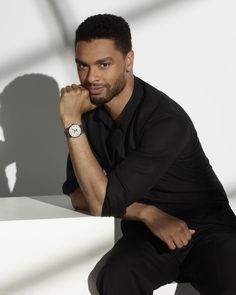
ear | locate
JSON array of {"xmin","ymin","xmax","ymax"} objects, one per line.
[{"xmin": 125, "ymin": 50, "xmax": 134, "ymax": 72}]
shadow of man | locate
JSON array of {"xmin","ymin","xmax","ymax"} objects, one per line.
[{"xmin": 0, "ymin": 74, "xmax": 67, "ymax": 197}]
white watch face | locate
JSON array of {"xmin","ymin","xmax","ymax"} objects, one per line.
[{"xmin": 68, "ymin": 124, "xmax": 82, "ymax": 137}]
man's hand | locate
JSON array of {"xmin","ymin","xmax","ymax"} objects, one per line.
[
  {"xmin": 140, "ymin": 205, "xmax": 195, "ymax": 250},
  {"xmin": 59, "ymin": 84, "xmax": 97, "ymax": 126}
]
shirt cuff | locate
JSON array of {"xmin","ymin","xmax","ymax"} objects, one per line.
[
  {"xmin": 62, "ymin": 179, "xmax": 79, "ymax": 196},
  {"xmin": 101, "ymin": 171, "xmax": 127, "ymax": 218}
]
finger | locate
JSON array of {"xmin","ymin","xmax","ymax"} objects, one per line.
[
  {"xmin": 178, "ymin": 232, "xmax": 190, "ymax": 246},
  {"xmin": 66, "ymin": 85, "xmax": 72, "ymax": 92},
  {"xmin": 78, "ymin": 84, "xmax": 88, "ymax": 90},
  {"xmin": 173, "ymin": 237, "xmax": 184, "ymax": 249},
  {"xmin": 71, "ymin": 84, "xmax": 78, "ymax": 89},
  {"xmin": 179, "ymin": 229, "xmax": 191, "ymax": 244},
  {"xmin": 180, "ymin": 237, "xmax": 189, "ymax": 247},
  {"xmin": 60, "ymin": 88, "xmax": 66, "ymax": 95},
  {"xmin": 166, "ymin": 239, "xmax": 176, "ymax": 250},
  {"xmin": 189, "ymin": 229, "xmax": 196, "ymax": 235},
  {"xmin": 184, "ymin": 229, "xmax": 192, "ymax": 241}
]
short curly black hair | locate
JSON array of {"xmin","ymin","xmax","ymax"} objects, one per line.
[{"xmin": 75, "ymin": 14, "xmax": 132, "ymax": 55}]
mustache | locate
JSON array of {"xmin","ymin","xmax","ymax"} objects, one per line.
[{"xmin": 82, "ymin": 82, "xmax": 108, "ymax": 89}]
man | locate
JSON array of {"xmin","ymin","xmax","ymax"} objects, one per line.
[{"xmin": 60, "ymin": 14, "xmax": 236, "ymax": 295}]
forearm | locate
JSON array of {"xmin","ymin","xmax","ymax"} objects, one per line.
[
  {"xmin": 123, "ymin": 202, "xmax": 167, "ymax": 223},
  {"xmin": 65, "ymin": 119, "xmax": 107, "ymax": 216},
  {"xmin": 69, "ymin": 186, "xmax": 195, "ymax": 250},
  {"xmin": 60, "ymin": 86, "xmax": 107, "ymax": 216},
  {"xmin": 122, "ymin": 202, "xmax": 151, "ymax": 221},
  {"xmin": 69, "ymin": 186, "xmax": 149, "ymax": 220},
  {"xmin": 69, "ymin": 187, "xmax": 154, "ymax": 222}
]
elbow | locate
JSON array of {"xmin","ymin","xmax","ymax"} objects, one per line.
[{"xmin": 90, "ymin": 202, "xmax": 103, "ymax": 217}]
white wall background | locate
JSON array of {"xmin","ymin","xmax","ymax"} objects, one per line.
[
  {"xmin": 0, "ymin": 0, "xmax": 235, "ymax": 294},
  {"xmin": 0, "ymin": 0, "xmax": 235, "ymax": 201}
]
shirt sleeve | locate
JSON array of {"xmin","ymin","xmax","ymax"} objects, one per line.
[
  {"xmin": 62, "ymin": 154, "xmax": 79, "ymax": 195},
  {"xmin": 101, "ymin": 115, "xmax": 191, "ymax": 217}
]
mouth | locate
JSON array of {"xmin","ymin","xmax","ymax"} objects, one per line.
[{"xmin": 88, "ymin": 86, "xmax": 106, "ymax": 95}]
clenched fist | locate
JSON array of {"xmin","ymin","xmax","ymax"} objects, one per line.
[
  {"xmin": 141, "ymin": 205, "xmax": 195, "ymax": 250},
  {"xmin": 59, "ymin": 84, "xmax": 97, "ymax": 127}
]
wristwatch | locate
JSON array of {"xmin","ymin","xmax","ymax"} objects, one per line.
[{"xmin": 64, "ymin": 123, "xmax": 85, "ymax": 138}]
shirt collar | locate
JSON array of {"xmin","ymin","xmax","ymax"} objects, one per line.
[{"xmin": 94, "ymin": 76, "xmax": 143, "ymax": 132}]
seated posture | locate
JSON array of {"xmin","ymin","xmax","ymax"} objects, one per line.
[{"xmin": 60, "ymin": 14, "xmax": 236, "ymax": 295}]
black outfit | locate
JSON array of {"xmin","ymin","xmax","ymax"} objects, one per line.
[{"xmin": 63, "ymin": 77, "xmax": 236, "ymax": 294}]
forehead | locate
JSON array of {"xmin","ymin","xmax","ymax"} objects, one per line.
[{"xmin": 75, "ymin": 39, "xmax": 123, "ymax": 62}]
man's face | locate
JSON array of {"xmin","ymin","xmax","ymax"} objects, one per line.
[{"xmin": 75, "ymin": 39, "xmax": 133, "ymax": 106}]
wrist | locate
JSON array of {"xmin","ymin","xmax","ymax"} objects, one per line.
[
  {"xmin": 140, "ymin": 205, "xmax": 165, "ymax": 224},
  {"xmin": 61, "ymin": 115, "xmax": 82, "ymax": 128},
  {"xmin": 123, "ymin": 202, "xmax": 149, "ymax": 221}
]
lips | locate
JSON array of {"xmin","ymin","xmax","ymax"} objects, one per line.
[{"xmin": 89, "ymin": 86, "xmax": 105, "ymax": 95}]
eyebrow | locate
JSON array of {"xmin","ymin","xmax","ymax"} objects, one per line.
[{"xmin": 75, "ymin": 57, "xmax": 114, "ymax": 65}]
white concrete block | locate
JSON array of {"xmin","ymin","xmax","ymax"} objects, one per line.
[{"xmin": 0, "ymin": 196, "xmax": 114, "ymax": 295}]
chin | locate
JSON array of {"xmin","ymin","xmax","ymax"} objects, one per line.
[{"xmin": 90, "ymin": 96, "xmax": 113, "ymax": 106}]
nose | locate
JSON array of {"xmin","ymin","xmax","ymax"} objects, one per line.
[{"xmin": 85, "ymin": 66, "xmax": 100, "ymax": 84}]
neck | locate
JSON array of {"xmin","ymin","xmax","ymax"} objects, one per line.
[{"xmin": 104, "ymin": 74, "xmax": 134, "ymax": 122}]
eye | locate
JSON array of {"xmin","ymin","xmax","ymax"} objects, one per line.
[
  {"xmin": 77, "ymin": 63, "xmax": 88, "ymax": 71},
  {"xmin": 100, "ymin": 62, "xmax": 110, "ymax": 68}
]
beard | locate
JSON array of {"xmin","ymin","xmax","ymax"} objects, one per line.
[{"xmin": 82, "ymin": 73, "xmax": 127, "ymax": 106}]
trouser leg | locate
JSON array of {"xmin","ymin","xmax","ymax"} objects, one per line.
[
  {"xmin": 95, "ymin": 233, "xmax": 180, "ymax": 295},
  {"xmin": 179, "ymin": 225, "xmax": 236, "ymax": 295}
]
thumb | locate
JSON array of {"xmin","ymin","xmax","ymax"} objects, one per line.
[{"xmin": 189, "ymin": 229, "xmax": 196, "ymax": 235}]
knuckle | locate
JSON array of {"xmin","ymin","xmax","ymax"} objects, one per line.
[
  {"xmin": 180, "ymin": 224, "xmax": 188, "ymax": 232},
  {"xmin": 175, "ymin": 227, "xmax": 180, "ymax": 234},
  {"xmin": 82, "ymin": 87, "xmax": 89, "ymax": 93},
  {"xmin": 166, "ymin": 238, "xmax": 172, "ymax": 245},
  {"xmin": 166, "ymin": 234, "xmax": 172, "ymax": 240},
  {"xmin": 186, "ymin": 233, "xmax": 191, "ymax": 240},
  {"xmin": 82, "ymin": 89, "xmax": 89, "ymax": 96},
  {"xmin": 175, "ymin": 226, "xmax": 183, "ymax": 233},
  {"xmin": 180, "ymin": 220, "xmax": 187, "ymax": 227}
]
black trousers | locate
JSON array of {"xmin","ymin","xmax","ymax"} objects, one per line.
[{"xmin": 94, "ymin": 221, "xmax": 236, "ymax": 295}]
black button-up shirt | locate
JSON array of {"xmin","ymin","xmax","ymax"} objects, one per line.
[{"xmin": 63, "ymin": 76, "xmax": 236, "ymax": 225}]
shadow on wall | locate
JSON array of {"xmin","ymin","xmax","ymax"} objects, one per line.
[{"xmin": 0, "ymin": 74, "xmax": 67, "ymax": 197}]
